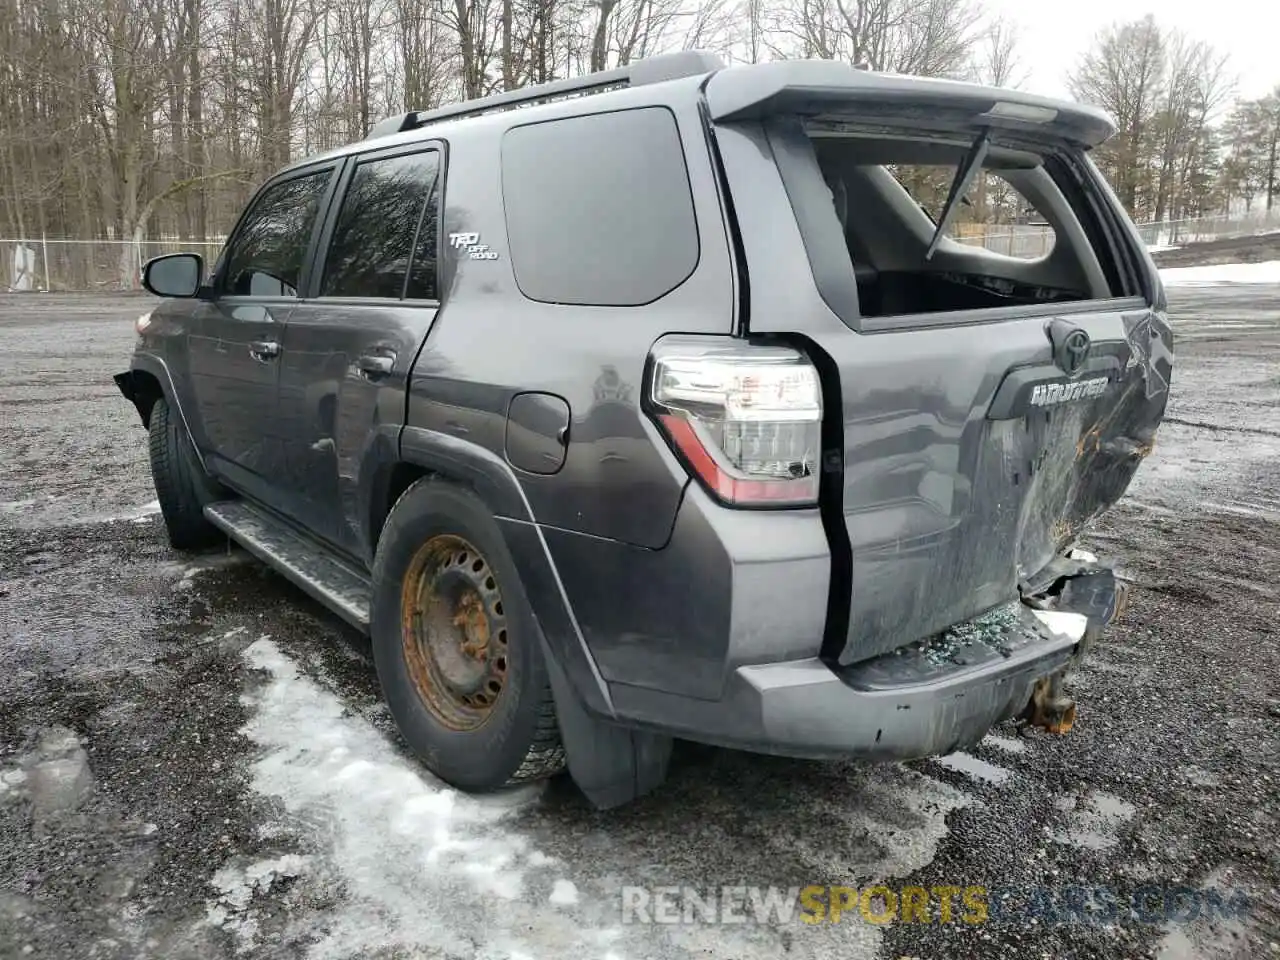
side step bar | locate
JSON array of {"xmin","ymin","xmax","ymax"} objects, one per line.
[{"xmin": 204, "ymin": 501, "xmax": 372, "ymax": 631}]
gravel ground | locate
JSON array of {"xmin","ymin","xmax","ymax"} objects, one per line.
[
  {"xmin": 0, "ymin": 289, "xmax": 1277, "ymax": 960},
  {"xmin": 1152, "ymin": 232, "xmax": 1280, "ymax": 268}
]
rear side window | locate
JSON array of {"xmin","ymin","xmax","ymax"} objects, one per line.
[
  {"xmin": 322, "ymin": 150, "xmax": 442, "ymax": 299},
  {"xmin": 223, "ymin": 169, "xmax": 331, "ymax": 297},
  {"xmin": 501, "ymin": 107, "xmax": 699, "ymax": 306}
]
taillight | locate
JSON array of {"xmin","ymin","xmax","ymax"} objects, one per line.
[{"xmin": 647, "ymin": 338, "xmax": 823, "ymax": 506}]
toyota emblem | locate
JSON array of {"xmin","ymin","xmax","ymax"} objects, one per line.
[{"xmin": 1055, "ymin": 328, "xmax": 1091, "ymax": 377}]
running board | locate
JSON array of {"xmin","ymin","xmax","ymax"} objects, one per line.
[{"xmin": 203, "ymin": 501, "xmax": 372, "ymax": 630}]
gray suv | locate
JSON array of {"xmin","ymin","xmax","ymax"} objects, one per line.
[{"xmin": 115, "ymin": 52, "xmax": 1173, "ymax": 809}]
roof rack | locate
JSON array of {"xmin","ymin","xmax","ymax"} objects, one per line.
[{"xmin": 366, "ymin": 50, "xmax": 726, "ymax": 140}]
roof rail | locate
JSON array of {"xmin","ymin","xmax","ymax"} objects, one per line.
[{"xmin": 366, "ymin": 50, "xmax": 726, "ymax": 140}]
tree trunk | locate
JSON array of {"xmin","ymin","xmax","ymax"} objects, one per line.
[
  {"xmin": 591, "ymin": 0, "xmax": 615, "ymax": 72},
  {"xmin": 1267, "ymin": 132, "xmax": 1278, "ymax": 211},
  {"xmin": 187, "ymin": 24, "xmax": 206, "ymax": 241}
]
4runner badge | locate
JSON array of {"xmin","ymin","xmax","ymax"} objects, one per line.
[
  {"xmin": 449, "ymin": 232, "xmax": 500, "ymax": 261},
  {"xmin": 1029, "ymin": 376, "xmax": 1110, "ymax": 408}
]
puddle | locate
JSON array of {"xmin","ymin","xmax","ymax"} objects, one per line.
[{"xmin": 1052, "ymin": 790, "xmax": 1137, "ymax": 851}]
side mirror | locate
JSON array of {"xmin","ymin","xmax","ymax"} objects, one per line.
[{"xmin": 142, "ymin": 253, "xmax": 204, "ymax": 298}]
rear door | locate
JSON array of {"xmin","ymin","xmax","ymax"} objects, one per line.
[
  {"xmin": 275, "ymin": 144, "xmax": 445, "ymax": 558},
  {"xmin": 189, "ymin": 164, "xmax": 337, "ymax": 510},
  {"xmin": 705, "ymin": 68, "xmax": 1174, "ymax": 666}
]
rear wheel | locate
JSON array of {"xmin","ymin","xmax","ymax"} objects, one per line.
[
  {"xmin": 147, "ymin": 396, "xmax": 223, "ymax": 550},
  {"xmin": 370, "ymin": 479, "xmax": 565, "ymax": 791}
]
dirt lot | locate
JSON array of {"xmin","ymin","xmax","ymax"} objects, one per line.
[
  {"xmin": 1, "ymin": 289, "xmax": 1277, "ymax": 960},
  {"xmin": 1151, "ymin": 231, "xmax": 1280, "ymax": 268}
]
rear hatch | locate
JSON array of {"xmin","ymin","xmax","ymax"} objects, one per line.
[{"xmin": 704, "ymin": 62, "xmax": 1174, "ymax": 666}]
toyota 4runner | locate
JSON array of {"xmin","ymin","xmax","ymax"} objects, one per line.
[{"xmin": 115, "ymin": 52, "xmax": 1173, "ymax": 810}]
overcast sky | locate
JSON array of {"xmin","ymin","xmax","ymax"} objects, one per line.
[{"xmin": 984, "ymin": 0, "xmax": 1277, "ymax": 105}]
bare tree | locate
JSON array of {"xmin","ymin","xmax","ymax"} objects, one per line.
[
  {"xmin": 446, "ymin": 0, "xmax": 499, "ymax": 97},
  {"xmin": 1071, "ymin": 15, "xmax": 1238, "ymax": 222},
  {"xmin": 1220, "ymin": 91, "xmax": 1280, "ymax": 212},
  {"xmin": 1070, "ymin": 15, "xmax": 1167, "ymax": 214},
  {"xmin": 770, "ymin": 0, "xmax": 978, "ymax": 77},
  {"xmin": 1149, "ymin": 32, "xmax": 1232, "ymax": 222},
  {"xmin": 971, "ymin": 14, "xmax": 1025, "ymax": 88},
  {"xmin": 5, "ymin": 0, "xmax": 1277, "ymax": 291}
]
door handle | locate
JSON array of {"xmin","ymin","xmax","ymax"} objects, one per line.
[
  {"xmin": 357, "ymin": 354, "xmax": 395, "ymax": 379},
  {"xmin": 249, "ymin": 340, "xmax": 280, "ymax": 362}
]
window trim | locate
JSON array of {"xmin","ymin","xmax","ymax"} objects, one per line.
[
  {"xmin": 308, "ymin": 138, "xmax": 448, "ymax": 305},
  {"xmin": 212, "ymin": 160, "xmax": 343, "ymax": 303}
]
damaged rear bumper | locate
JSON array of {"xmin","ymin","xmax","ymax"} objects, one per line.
[{"xmin": 609, "ymin": 559, "xmax": 1121, "ymax": 760}]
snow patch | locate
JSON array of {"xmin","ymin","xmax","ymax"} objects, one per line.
[
  {"xmin": 1153, "ymin": 866, "xmax": 1252, "ymax": 960},
  {"xmin": 934, "ymin": 751, "xmax": 1012, "ymax": 785},
  {"xmin": 156, "ymin": 552, "xmax": 248, "ymax": 590},
  {"xmin": 206, "ymin": 854, "xmax": 310, "ymax": 952},
  {"xmin": 236, "ymin": 638, "xmax": 585, "ymax": 959},
  {"xmin": 93, "ymin": 499, "xmax": 163, "ymax": 524},
  {"xmin": 549, "ymin": 879, "xmax": 580, "ymax": 906},
  {"xmin": 981, "ymin": 734, "xmax": 1027, "ymax": 755},
  {"xmin": 1052, "ymin": 790, "xmax": 1137, "ymax": 851},
  {"xmin": 23, "ymin": 726, "xmax": 94, "ymax": 819},
  {"xmin": 1159, "ymin": 260, "xmax": 1280, "ymax": 285},
  {"xmin": 235, "ymin": 637, "xmax": 890, "ymax": 959}
]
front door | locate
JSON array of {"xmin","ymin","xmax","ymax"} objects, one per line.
[
  {"xmin": 187, "ymin": 164, "xmax": 338, "ymax": 511},
  {"xmin": 275, "ymin": 145, "xmax": 445, "ymax": 558}
]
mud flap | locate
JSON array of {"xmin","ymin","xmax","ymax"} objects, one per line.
[
  {"xmin": 539, "ymin": 636, "xmax": 673, "ymax": 810},
  {"xmin": 113, "ymin": 371, "xmax": 136, "ymax": 402}
]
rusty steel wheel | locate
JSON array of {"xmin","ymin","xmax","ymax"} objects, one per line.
[
  {"xmin": 400, "ymin": 534, "xmax": 511, "ymax": 731},
  {"xmin": 371, "ymin": 478, "xmax": 565, "ymax": 792}
]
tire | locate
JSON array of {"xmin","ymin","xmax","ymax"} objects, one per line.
[
  {"xmin": 147, "ymin": 396, "xmax": 223, "ymax": 550},
  {"xmin": 370, "ymin": 478, "xmax": 565, "ymax": 791}
]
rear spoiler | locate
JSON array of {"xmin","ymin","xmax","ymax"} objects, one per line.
[{"xmin": 703, "ymin": 60, "xmax": 1116, "ymax": 149}]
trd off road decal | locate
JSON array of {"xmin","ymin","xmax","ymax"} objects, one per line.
[{"xmin": 449, "ymin": 232, "xmax": 499, "ymax": 260}]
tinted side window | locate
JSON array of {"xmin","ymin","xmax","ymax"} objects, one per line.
[
  {"xmin": 501, "ymin": 107, "xmax": 699, "ymax": 306},
  {"xmin": 322, "ymin": 151, "xmax": 441, "ymax": 299},
  {"xmin": 224, "ymin": 170, "xmax": 331, "ymax": 297},
  {"xmin": 405, "ymin": 164, "xmax": 441, "ymax": 301}
]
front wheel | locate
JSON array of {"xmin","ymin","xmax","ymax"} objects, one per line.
[
  {"xmin": 369, "ymin": 479, "xmax": 565, "ymax": 791},
  {"xmin": 147, "ymin": 396, "xmax": 223, "ymax": 550}
]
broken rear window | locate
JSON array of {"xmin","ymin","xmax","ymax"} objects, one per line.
[
  {"xmin": 886, "ymin": 164, "xmax": 1056, "ymax": 260},
  {"xmin": 803, "ymin": 124, "xmax": 1124, "ymax": 319}
]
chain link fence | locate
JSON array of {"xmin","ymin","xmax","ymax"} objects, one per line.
[
  {"xmin": 5, "ymin": 209, "xmax": 1280, "ymax": 292},
  {"xmin": 953, "ymin": 223, "xmax": 1056, "ymax": 259},
  {"xmin": 1, "ymin": 238, "xmax": 225, "ymax": 293},
  {"xmin": 1133, "ymin": 209, "xmax": 1280, "ymax": 249}
]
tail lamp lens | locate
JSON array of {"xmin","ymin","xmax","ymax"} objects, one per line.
[{"xmin": 648, "ymin": 343, "xmax": 822, "ymax": 506}]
